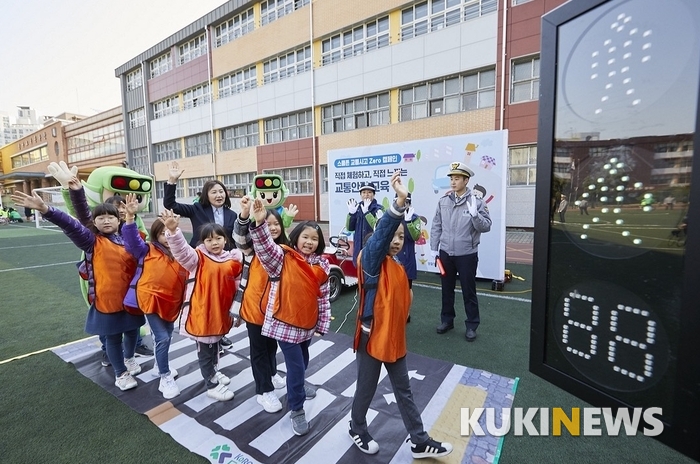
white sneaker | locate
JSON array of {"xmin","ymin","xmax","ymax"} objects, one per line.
[
  {"xmin": 124, "ymin": 357, "xmax": 141, "ymax": 376},
  {"xmin": 213, "ymin": 371, "xmax": 230, "ymax": 386},
  {"xmin": 207, "ymin": 383, "xmax": 234, "ymax": 401},
  {"xmin": 158, "ymin": 373, "xmax": 180, "ymax": 399},
  {"xmin": 272, "ymin": 374, "xmax": 285, "ymax": 389},
  {"xmin": 115, "ymin": 372, "xmax": 137, "ymax": 391},
  {"xmin": 257, "ymin": 391, "xmax": 283, "ymax": 413}
]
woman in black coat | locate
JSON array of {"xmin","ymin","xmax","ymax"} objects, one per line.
[{"xmin": 164, "ymin": 161, "xmax": 237, "ymax": 250}]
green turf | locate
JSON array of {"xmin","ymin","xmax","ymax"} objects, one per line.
[{"xmin": 0, "ymin": 223, "xmax": 694, "ymax": 463}]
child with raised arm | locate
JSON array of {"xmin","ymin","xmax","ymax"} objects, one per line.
[
  {"xmin": 232, "ymin": 196, "xmax": 289, "ymax": 414},
  {"xmin": 348, "ymin": 171, "xmax": 453, "ymax": 459},
  {"xmin": 122, "ymin": 194, "xmax": 187, "ymax": 399},
  {"xmin": 162, "ymin": 209, "xmax": 243, "ymax": 402},
  {"xmin": 11, "ymin": 179, "xmax": 144, "ymax": 392},
  {"xmin": 249, "ymin": 198, "xmax": 331, "ymax": 436}
]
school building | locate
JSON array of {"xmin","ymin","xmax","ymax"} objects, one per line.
[{"xmin": 113, "ymin": 0, "xmax": 567, "ymax": 228}]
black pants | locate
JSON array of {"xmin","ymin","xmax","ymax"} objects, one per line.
[
  {"xmin": 247, "ymin": 322, "xmax": 278, "ymax": 394},
  {"xmin": 197, "ymin": 341, "xmax": 220, "ymax": 389},
  {"xmin": 439, "ymin": 251, "xmax": 480, "ymax": 331}
]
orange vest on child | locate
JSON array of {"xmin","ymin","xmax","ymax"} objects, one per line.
[
  {"xmin": 263, "ymin": 245, "xmax": 328, "ymax": 330},
  {"xmin": 91, "ymin": 235, "xmax": 137, "ymax": 314},
  {"xmin": 239, "ymin": 256, "xmax": 267, "ymax": 326},
  {"xmin": 354, "ymin": 253, "xmax": 411, "ymax": 363},
  {"xmin": 184, "ymin": 249, "xmax": 242, "ymax": 337},
  {"xmin": 129, "ymin": 244, "xmax": 187, "ymax": 322}
]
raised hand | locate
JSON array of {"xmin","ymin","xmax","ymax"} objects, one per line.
[
  {"xmin": 347, "ymin": 198, "xmax": 358, "ymax": 214},
  {"xmin": 66, "ymin": 175, "xmax": 83, "ymax": 191},
  {"xmin": 466, "ymin": 196, "xmax": 478, "ymax": 217},
  {"xmin": 168, "ymin": 161, "xmax": 184, "ymax": 183},
  {"xmin": 47, "ymin": 161, "xmax": 79, "ymax": 189},
  {"xmin": 10, "ymin": 190, "xmax": 49, "ymax": 214},
  {"xmin": 160, "ymin": 209, "xmax": 180, "ymax": 232},
  {"xmin": 390, "ymin": 171, "xmax": 408, "ymax": 205},
  {"xmin": 360, "ymin": 199, "xmax": 371, "ymax": 214},
  {"xmin": 286, "ymin": 203, "xmax": 299, "ymax": 218},
  {"xmin": 239, "ymin": 195, "xmax": 251, "ymax": 219},
  {"xmin": 124, "ymin": 193, "xmax": 140, "ymax": 218},
  {"xmin": 404, "ymin": 207, "xmax": 415, "ymax": 220},
  {"xmin": 252, "ymin": 198, "xmax": 267, "ymax": 225}
]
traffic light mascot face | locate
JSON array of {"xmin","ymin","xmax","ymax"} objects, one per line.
[{"xmin": 82, "ymin": 166, "xmax": 152, "ymax": 211}]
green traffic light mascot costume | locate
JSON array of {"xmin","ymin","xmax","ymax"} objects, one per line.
[
  {"xmin": 49, "ymin": 161, "xmax": 152, "ymax": 305},
  {"xmin": 249, "ymin": 173, "xmax": 298, "ymax": 228}
]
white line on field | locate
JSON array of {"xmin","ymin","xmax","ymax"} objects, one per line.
[
  {"xmin": 412, "ymin": 282, "xmax": 532, "ymax": 303},
  {"xmin": 0, "ymin": 261, "xmax": 76, "ymax": 273},
  {"xmin": 0, "ymin": 241, "xmax": 71, "ymax": 250},
  {"xmin": 0, "ymin": 335, "xmax": 96, "ymax": 365}
]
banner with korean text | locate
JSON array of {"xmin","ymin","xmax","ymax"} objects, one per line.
[{"xmin": 327, "ymin": 130, "xmax": 507, "ymax": 280}]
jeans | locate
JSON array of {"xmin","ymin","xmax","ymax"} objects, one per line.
[
  {"xmin": 146, "ymin": 314, "xmax": 174, "ymax": 375},
  {"xmin": 279, "ymin": 339, "xmax": 310, "ymax": 412},
  {"xmin": 105, "ymin": 329, "xmax": 138, "ymax": 377}
]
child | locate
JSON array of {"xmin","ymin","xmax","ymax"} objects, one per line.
[
  {"xmin": 11, "ymin": 179, "xmax": 144, "ymax": 392},
  {"xmin": 122, "ymin": 194, "xmax": 187, "ymax": 399},
  {"xmin": 348, "ymin": 171, "xmax": 453, "ymax": 459},
  {"xmin": 232, "ymin": 196, "xmax": 288, "ymax": 414},
  {"xmin": 249, "ymin": 198, "xmax": 331, "ymax": 436},
  {"xmin": 162, "ymin": 209, "xmax": 243, "ymax": 402},
  {"xmin": 346, "ymin": 182, "xmax": 384, "ymax": 266}
]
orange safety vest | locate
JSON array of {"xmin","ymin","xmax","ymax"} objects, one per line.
[
  {"xmin": 91, "ymin": 235, "xmax": 137, "ymax": 314},
  {"xmin": 184, "ymin": 249, "xmax": 242, "ymax": 337},
  {"xmin": 129, "ymin": 244, "xmax": 187, "ymax": 322},
  {"xmin": 265, "ymin": 245, "xmax": 328, "ymax": 330},
  {"xmin": 239, "ymin": 256, "xmax": 267, "ymax": 325},
  {"xmin": 354, "ymin": 253, "xmax": 411, "ymax": 363}
]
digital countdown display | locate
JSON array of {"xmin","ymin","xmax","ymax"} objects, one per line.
[{"xmin": 530, "ymin": 0, "xmax": 700, "ymax": 459}]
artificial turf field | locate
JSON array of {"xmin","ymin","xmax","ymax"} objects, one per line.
[{"xmin": 0, "ymin": 221, "xmax": 693, "ymax": 464}]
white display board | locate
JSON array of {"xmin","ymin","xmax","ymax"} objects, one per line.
[{"xmin": 327, "ymin": 130, "xmax": 507, "ymax": 280}]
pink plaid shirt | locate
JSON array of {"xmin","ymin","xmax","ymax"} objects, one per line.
[{"xmin": 250, "ymin": 222, "xmax": 331, "ymax": 344}]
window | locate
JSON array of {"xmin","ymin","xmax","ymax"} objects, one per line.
[
  {"xmin": 185, "ymin": 133, "xmax": 212, "ymax": 157},
  {"xmin": 150, "ymin": 53, "xmax": 172, "ymax": 78},
  {"xmin": 126, "ymin": 68, "xmax": 143, "ymax": 91},
  {"xmin": 187, "ymin": 176, "xmax": 215, "ymax": 197},
  {"xmin": 220, "ymin": 122, "xmax": 259, "ymax": 151},
  {"xmin": 263, "ymin": 46, "xmax": 311, "ymax": 84},
  {"xmin": 183, "ymin": 84, "xmax": 211, "ymax": 110},
  {"xmin": 153, "ymin": 96, "xmax": 180, "ymax": 119},
  {"xmin": 66, "ymin": 122, "xmax": 125, "ymax": 163},
  {"xmin": 129, "ymin": 147, "xmax": 149, "ymax": 176},
  {"xmin": 179, "ymin": 34, "xmax": 208, "ymax": 65},
  {"xmin": 11, "ymin": 147, "xmax": 48, "ymax": 168},
  {"xmin": 321, "ymin": 16, "xmax": 389, "ymax": 65},
  {"xmin": 511, "ymin": 56, "xmax": 540, "ymax": 103},
  {"xmin": 320, "ymin": 164, "xmax": 328, "ymax": 194},
  {"xmin": 155, "ymin": 140, "xmax": 181, "ymax": 162},
  {"xmin": 401, "ymin": 0, "xmax": 496, "ymax": 40},
  {"xmin": 157, "ymin": 180, "xmax": 184, "ymax": 199},
  {"xmin": 260, "ymin": 0, "xmax": 310, "ymax": 26},
  {"xmin": 509, "ymin": 145, "xmax": 537, "ymax": 186},
  {"xmin": 512, "ymin": 0, "xmax": 532, "ymax": 4},
  {"xmin": 265, "ymin": 166, "xmax": 313, "ymax": 194},
  {"xmin": 221, "ymin": 172, "xmax": 256, "ymax": 192},
  {"xmin": 214, "ymin": 8, "xmax": 254, "ymax": 47},
  {"xmin": 322, "ymin": 93, "xmax": 390, "ymax": 134},
  {"xmin": 399, "ymin": 69, "xmax": 495, "ymax": 121},
  {"xmin": 218, "ymin": 67, "xmax": 257, "ymax": 98},
  {"xmin": 128, "ymin": 108, "xmax": 145, "ymax": 129},
  {"xmin": 264, "ymin": 110, "xmax": 313, "ymax": 143}
]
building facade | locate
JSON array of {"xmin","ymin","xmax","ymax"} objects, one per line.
[{"xmin": 116, "ymin": 0, "xmax": 567, "ymax": 227}]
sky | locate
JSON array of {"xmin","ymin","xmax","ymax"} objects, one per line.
[{"xmin": 1, "ymin": 0, "xmax": 227, "ymax": 120}]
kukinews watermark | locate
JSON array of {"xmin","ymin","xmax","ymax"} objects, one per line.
[{"xmin": 461, "ymin": 407, "xmax": 663, "ymax": 437}]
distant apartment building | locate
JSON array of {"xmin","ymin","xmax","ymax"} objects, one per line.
[
  {"xmin": 114, "ymin": 0, "xmax": 568, "ymax": 227},
  {"xmin": 0, "ymin": 107, "xmax": 44, "ymax": 147}
]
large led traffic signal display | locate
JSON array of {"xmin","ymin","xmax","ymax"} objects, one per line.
[{"xmin": 530, "ymin": 0, "xmax": 700, "ymax": 459}]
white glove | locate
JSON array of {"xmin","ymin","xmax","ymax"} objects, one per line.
[
  {"xmin": 360, "ymin": 199, "xmax": 371, "ymax": 214},
  {"xmin": 47, "ymin": 161, "xmax": 78, "ymax": 189},
  {"xmin": 347, "ymin": 198, "xmax": 358, "ymax": 214},
  {"xmin": 467, "ymin": 196, "xmax": 478, "ymax": 217},
  {"xmin": 286, "ymin": 204, "xmax": 299, "ymax": 219},
  {"xmin": 404, "ymin": 207, "xmax": 414, "ymax": 221},
  {"xmin": 375, "ymin": 210, "xmax": 384, "ymax": 221},
  {"xmin": 430, "ymin": 249, "xmax": 439, "ymax": 259}
]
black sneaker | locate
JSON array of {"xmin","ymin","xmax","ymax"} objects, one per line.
[
  {"xmin": 134, "ymin": 344, "xmax": 154, "ymax": 357},
  {"xmin": 348, "ymin": 422, "xmax": 379, "ymax": 454},
  {"xmin": 220, "ymin": 336, "xmax": 233, "ymax": 347},
  {"xmin": 409, "ymin": 437, "xmax": 453, "ymax": 459},
  {"xmin": 101, "ymin": 352, "xmax": 111, "ymax": 367}
]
